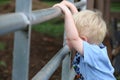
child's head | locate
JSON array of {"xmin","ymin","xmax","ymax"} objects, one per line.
[{"xmin": 73, "ymin": 10, "xmax": 107, "ymax": 45}]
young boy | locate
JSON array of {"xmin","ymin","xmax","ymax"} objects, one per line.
[{"xmin": 54, "ymin": 1, "xmax": 116, "ymax": 80}]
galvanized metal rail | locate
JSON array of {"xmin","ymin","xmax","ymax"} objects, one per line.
[
  {"xmin": 0, "ymin": 0, "xmax": 86, "ymax": 35},
  {"xmin": 32, "ymin": 45, "xmax": 70, "ymax": 80},
  {"xmin": 0, "ymin": 0, "xmax": 87, "ymax": 80}
]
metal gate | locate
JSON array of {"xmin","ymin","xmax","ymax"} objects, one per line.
[{"xmin": 0, "ymin": 0, "xmax": 86, "ymax": 80}]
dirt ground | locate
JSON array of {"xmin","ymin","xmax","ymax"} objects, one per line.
[
  {"xmin": 0, "ymin": 31, "xmax": 63, "ymax": 80},
  {"xmin": 0, "ymin": 0, "xmax": 63, "ymax": 80},
  {"xmin": 30, "ymin": 31, "xmax": 63, "ymax": 80}
]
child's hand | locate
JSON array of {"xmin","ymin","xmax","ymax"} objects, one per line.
[
  {"xmin": 60, "ymin": 1, "xmax": 78, "ymax": 14},
  {"xmin": 53, "ymin": 0, "xmax": 78, "ymax": 15},
  {"xmin": 53, "ymin": 3, "xmax": 72, "ymax": 16}
]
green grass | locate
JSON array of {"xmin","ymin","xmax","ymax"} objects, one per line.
[
  {"xmin": 0, "ymin": 0, "xmax": 10, "ymax": 5},
  {"xmin": 32, "ymin": 17, "xmax": 64, "ymax": 37},
  {"xmin": 0, "ymin": 61, "xmax": 6, "ymax": 67},
  {"xmin": 42, "ymin": 1, "xmax": 59, "ymax": 6},
  {"xmin": 116, "ymin": 75, "xmax": 120, "ymax": 80},
  {"xmin": 0, "ymin": 42, "xmax": 6, "ymax": 51},
  {"xmin": 111, "ymin": 2, "xmax": 120, "ymax": 12}
]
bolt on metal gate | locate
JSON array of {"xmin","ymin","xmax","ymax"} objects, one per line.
[{"xmin": 0, "ymin": 0, "xmax": 87, "ymax": 80}]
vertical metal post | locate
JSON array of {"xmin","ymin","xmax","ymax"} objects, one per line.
[
  {"xmin": 81, "ymin": 0, "xmax": 87, "ymax": 10},
  {"xmin": 12, "ymin": 0, "xmax": 32, "ymax": 80},
  {"xmin": 69, "ymin": 67, "xmax": 76, "ymax": 80},
  {"xmin": 62, "ymin": 53, "xmax": 71, "ymax": 80}
]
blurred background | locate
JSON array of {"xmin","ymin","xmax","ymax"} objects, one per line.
[{"xmin": 0, "ymin": 0, "xmax": 120, "ymax": 80}]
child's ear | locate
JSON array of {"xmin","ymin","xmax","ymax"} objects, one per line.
[{"xmin": 81, "ymin": 36, "xmax": 88, "ymax": 42}]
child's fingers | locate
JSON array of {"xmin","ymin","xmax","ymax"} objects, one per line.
[
  {"xmin": 53, "ymin": 4, "xmax": 64, "ymax": 11},
  {"xmin": 53, "ymin": 4, "xmax": 65, "ymax": 13},
  {"xmin": 53, "ymin": 3, "xmax": 60, "ymax": 8},
  {"xmin": 55, "ymin": 3, "xmax": 71, "ymax": 14},
  {"xmin": 53, "ymin": 3, "xmax": 72, "ymax": 15},
  {"xmin": 60, "ymin": 1, "xmax": 78, "ymax": 14}
]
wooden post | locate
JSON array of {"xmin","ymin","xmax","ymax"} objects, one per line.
[
  {"xmin": 87, "ymin": 0, "xmax": 94, "ymax": 10},
  {"xmin": 87, "ymin": 0, "xmax": 110, "ymax": 25},
  {"xmin": 104, "ymin": 0, "xmax": 111, "ymax": 25}
]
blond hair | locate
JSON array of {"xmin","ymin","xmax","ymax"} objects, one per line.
[{"xmin": 73, "ymin": 10, "xmax": 107, "ymax": 45}]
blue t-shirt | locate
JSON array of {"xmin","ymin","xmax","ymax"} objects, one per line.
[{"xmin": 72, "ymin": 41, "xmax": 116, "ymax": 80}]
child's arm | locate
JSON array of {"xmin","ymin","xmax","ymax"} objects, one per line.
[{"xmin": 54, "ymin": 3, "xmax": 84, "ymax": 55}]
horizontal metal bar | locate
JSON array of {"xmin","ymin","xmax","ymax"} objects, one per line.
[
  {"xmin": 75, "ymin": 0, "xmax": 86, "ymax": 9},
  {"xmin": 0, "ymin": 13, "xmax": 30, "ymax": 35},
  {"xmin": 31, "ymin": 0, "xmax": 86, "ymax": 25},
  {"xmin": 31, "ymin": 7, "xmax": 61, "ymax": 25},
  {"xmin": 0, "ymin": 1, "xmax": 86, "ymax": 35},
  {"xmin": 32, "ymin": 45, "xmax": 70, "ymax": 80}
]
